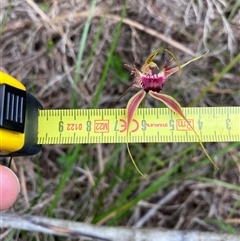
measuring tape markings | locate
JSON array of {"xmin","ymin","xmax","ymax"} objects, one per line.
[{"xmin": 37, "ymin": 107, "xmax": 240, "ymax": 144}]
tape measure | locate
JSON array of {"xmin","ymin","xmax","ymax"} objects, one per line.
[
  {"xmin": 37, "ymin": 107, "xmax": 240, "ymax": 144},
  {"xmin": 1, "ymin": 70, "xmax": 239, "ymax": 157}
]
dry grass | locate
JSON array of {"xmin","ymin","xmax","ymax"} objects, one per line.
[{"xmin": 0, "ymin": 0, "xmax": 240, "ymax": 240}]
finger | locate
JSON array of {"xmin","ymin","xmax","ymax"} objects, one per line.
[{"xmin": 0, "ymin": 165, "xmax": 20, "ymax": 211}]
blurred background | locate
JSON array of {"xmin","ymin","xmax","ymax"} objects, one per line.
[{"xmin": 1, "ymin": 0, "xmax": 240, "ymax": 240}]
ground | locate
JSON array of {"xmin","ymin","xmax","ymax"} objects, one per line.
[{"xmin": 0, "ymin": 0, "xmax": 240, "ymax": 240}]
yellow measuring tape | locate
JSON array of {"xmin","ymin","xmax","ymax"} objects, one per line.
[{"xmin": 38, "ymin": 107, "xmax": 240, "ymax": 144}]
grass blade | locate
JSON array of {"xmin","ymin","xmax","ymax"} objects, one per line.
[
  {"xmin": 92, "ymin": 0, "xmax": 129, "ymax": 108},
  {"xmin": 189, "ymin": 53, "xmax": 240, "ymax": 106},
  {"xmin": 71, "ymin": 0, "xmax": 97, "ymax": 108}
]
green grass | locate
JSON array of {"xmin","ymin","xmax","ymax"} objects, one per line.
[
  {"xmin": 0, "ymin": 0, "xmax": 13, "ymax": 36},
  {"xmin": 190, "ymin": 53, "xmax": 240, "ymax": 107},
  {"xmin": 45, "ymin": 0, "xmax": 129, "ymax": 217},
  {"xmin": 71, "ymin": 0, "xmax": 97, "ymax": 108},
  {"xmin": 92, "ymin": 0, "xmax": 129, "ymax": 108},
  {"xmin": 31, "ymin": 1, "xmax": 240, "ymax": 229},
  {"xmin": 47, "ymin": 145, "xmax": 82, "ymax": 216}
]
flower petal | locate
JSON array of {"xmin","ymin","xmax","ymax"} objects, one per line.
[
  {"xmin": 149, "ymin": 91, "xmax": 219, "ymax": 169},
  {"xmin": 162, "ymin": 49, "xmax": 181, "ymax": 76},
  {"xmin": 113, "ymin": 80, "xmax": 141, "ymax": 106},
  {"xmin": 180, "ymin": 51, "xmax": 209, "ymax": 69},
  {"xmin": 126, "ymin": 90, "xmax": 148, "ymax": 179},
  {"xmin": 141, "ymin": 48, "xmax": 181, "ymax": 76},
  {"xmin": 149, "ymin": 91, "xmax": 183, "ymax": 118},
  {"xmin": 125, "ymin": 63, "xmax": 143, "ymax": 87},
  {"xmin": 163, "ymin": 51, "xmax": 209, "ymax": 78},
  {"xmin": 126, "ymin": 90, "xmax": 146, "ymax": 129},
  {"xmin": 141, "ymin": 48, "xmax": 161, "ymax": 73}
]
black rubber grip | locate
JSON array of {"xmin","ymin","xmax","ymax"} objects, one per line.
[{"xmin": 0, "ymin": 84, "xmax": 26, "ymax": 133}]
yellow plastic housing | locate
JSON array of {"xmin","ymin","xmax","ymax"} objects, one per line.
[{"xmin": 0, "ymin": 71, "xmax": 26, "ymax": 155}]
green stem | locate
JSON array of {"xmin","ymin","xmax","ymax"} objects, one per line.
[
  {"xmin": 92, "ymin": 0, "xmax": 129, "ymax": 108},
  {"xmin": 71, "ymin": 0, "xmax": 97, "ymax": 108}
]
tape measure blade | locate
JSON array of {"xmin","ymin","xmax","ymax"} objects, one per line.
[{"xmin": 37, "ymin": 107, "xmax": 240, "ymax": 144}]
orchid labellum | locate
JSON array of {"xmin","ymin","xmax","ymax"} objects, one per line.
[{"xmin": 123, "ymin": 48, "xmax": 218, "ymax": 179}]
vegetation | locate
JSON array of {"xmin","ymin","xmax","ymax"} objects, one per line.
[{"xmin": 1, "ymin": 0, "xmax": 239, "ymax": 240}]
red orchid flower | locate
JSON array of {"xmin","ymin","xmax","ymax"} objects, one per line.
[{"xmin": 124, "ymin": 48, "xmax": 218, "ymax": 179}]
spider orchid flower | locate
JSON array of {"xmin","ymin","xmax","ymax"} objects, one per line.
[{"xmin": 124, "ymin": 48, "xmax": 218, "ymax": 179}]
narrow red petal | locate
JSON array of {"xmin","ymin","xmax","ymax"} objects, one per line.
[
  {"xmin": 125, "ymin": 63, "xmax": 143, "ymax": 86},
  {"xmin": 148, "ymin": 91, "xmax": 219, "ymax": 169},
  {"xmin": 163, "ymin": 51, "xmax": 209, "ymax": 78},
  {"xmin": 114, "ymin": 80, "xmax": 142, "ymax": 106},
  {"xmin": 126, "ymin": 90, "xmax": 147, "ymax": 179},
  {"xmin": 163, "ymin": 66, "xmax": 179, "ymax": 78},
  {"xmin": 148, "ymin": 91, "xmax": 184, "ymax": 118},
  {"xmin": 126, "ymin": 90, "xmax": 146, "ymax": 129}
]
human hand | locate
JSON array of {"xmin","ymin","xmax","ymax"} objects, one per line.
[{"xmin": 0, "ymin": 165, "xmax": 20, "ymax": 211}]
